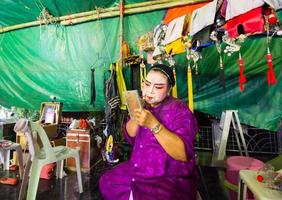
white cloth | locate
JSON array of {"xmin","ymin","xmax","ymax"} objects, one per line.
[
  {"xmin": 13, "ymin": 119, "xmax": 35, "ymax": 159},
  {"xmin": 164, "ymin": 15, "xmax": 186, "ymax": 45},
  {"xmin": 189, "ymin": 0, "xmax": 218, "ymax": 36},
  {"xmin": 153, "ymin": 23, "xmax": 167, "ymax": 47},
  {"xmin": 225, "ymin": 0, "xmax": 264, "ymax": 20},
  {"xmin": 264, "ymin": 0, "xmax": 282, "ymax": 10},
  {"xmin": 69, "ymin": 119, "xmax": 79, "ymax": 129}
]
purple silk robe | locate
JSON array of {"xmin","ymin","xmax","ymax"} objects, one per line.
[{"xmin": 99, "ymin": 96, "xmax": 198, "ymax": 200}]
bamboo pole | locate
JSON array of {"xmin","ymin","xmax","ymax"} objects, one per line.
[
  {"xmin": 0, "ymin": 20, "xmax": 47, "ymax": 33},
  {"xmin": 61, "ymin": 0, "xmax": 176, "ymax": 19},
  {"xmin": 0, "ymin": 0, "xmax": 210, "ymax": 34},
  {"xmin": 58, "ymin": 0, "xmax": 207, "ymax": 20},
  {"xmin": 61, "ymin": 11, "xmax": 120, "ymax": 26},
  {"xmin": 61, "ymin": 0, "xmax": 210, "ymax": 26}
]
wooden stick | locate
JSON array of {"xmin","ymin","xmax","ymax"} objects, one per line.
[{"xmin": 119, "ymin": 0, "xmax": 124, "ymax": 68}]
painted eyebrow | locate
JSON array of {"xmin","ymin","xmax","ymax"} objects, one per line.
[
  {"xmin": 144, "ymin": 80, "xmax": 166, "ymax": 86},
  {"xmin": 144, "ymin": 80, "xmax": 151, "ymax": 84},
  {"xmin": 154, "ymin": 83, "xmax": 166, "ymax": 86}
]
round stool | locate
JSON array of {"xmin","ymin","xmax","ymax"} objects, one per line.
[{"xmin": 225, "ymin": 156, "xmax": 264, "ymax": 200}]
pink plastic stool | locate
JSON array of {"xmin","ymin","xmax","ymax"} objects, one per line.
[{"xmin": 225, "ymin": 156, "xmax": 264, "ymax": 200}]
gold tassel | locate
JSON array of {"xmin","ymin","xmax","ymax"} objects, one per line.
[
  {"xmin": 187, "ymin": 63, "xmax": 194, "ymax": 112},
  {"xmin": 172, "ymin": 68, "xmax": 178, "ymax": 98},
  {"xmin": 140, "ymin": 61, "xmax": 146, "ymax": 87},
  {"xmin": 115, "ymin": 62, "xmax": 127, "ymax": 110}
]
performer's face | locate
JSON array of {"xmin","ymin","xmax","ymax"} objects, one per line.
[{"xmin": 142, "ymin": 70, "xmax": 170, "ymax": 107}]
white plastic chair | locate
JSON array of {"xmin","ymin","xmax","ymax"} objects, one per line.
[
  {"xmin": 18, "ymin": 121, "xmax": 83, "ymax": 200},
  {"xmin": 0, "ymin": 136, "xmax": 24, "ymax": 179}
]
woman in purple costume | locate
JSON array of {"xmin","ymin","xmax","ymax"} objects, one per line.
[{"xmin": 100, "ymin": 64, "xmax": 198, "ymax": 200}]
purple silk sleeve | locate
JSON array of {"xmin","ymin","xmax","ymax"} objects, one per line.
[
  {"xmin": 169, "ymin": 102, "xmax": 198, "ymax": 161},
  {"xmin": 122, "ymin": 118, "xmax": 137, "ymax": 145}
]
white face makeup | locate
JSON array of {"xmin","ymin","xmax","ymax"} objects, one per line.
[{"xmin": 142, "ymin": 70, "xmax": 170, "ymax": 107}]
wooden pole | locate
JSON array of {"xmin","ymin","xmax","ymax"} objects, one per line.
[
  {"xmin": 0, "ymin": 0, "xmax": 210, "ymax": 34},
  {"xmin": 119, "ymin": 0, "xmax": 124, "ymax": 68}
]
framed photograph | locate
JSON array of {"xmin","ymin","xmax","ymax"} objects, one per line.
[
  {"xmin": 40, "ymin": 105, "xmax": 55, "ymax": 123},
  {"xmin": 45, "ymin": 111, "xmax": 55, "ymax": 124},
  {"xmin": 39, "ymin": 102, "xmax": 62, "ymax": 124}
]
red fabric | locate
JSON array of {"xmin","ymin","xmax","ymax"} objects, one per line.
[
  {"xmin": 0, "ymin": 178, "xmax": 18, "ymax": 185},
  {"xmin": 238, "ymin": 55, "xmax": 246, "ymax": 91},
  {"xmin": 163, "ymin": 2, "xmax": 210, "ymax": 24},
  {"xmin": 221, "ymin": 0, "xmax": 227, "ymax": 18},
  {"xmin": 9, "ymin": 164, "xmax": 19, "ymax": 171},
  {"xmin": 267, "ymin": 52, "xmax": 277, "ymax": 85},
  {"xmin": 227, "ymin": 7, "xmax": 264, "ymax": 38},
  {"xmin": 78, "ymin": 119, "xmax": 88, "ymax": 129},
  {"xmin": 40, "ymin": 163, "xmax": 56, "ymax": 180}
]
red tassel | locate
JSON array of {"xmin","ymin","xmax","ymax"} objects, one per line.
[
  {"xmin": 238, "ymin": 53, "xmax": 246, "ymax": 91},
  {"xmin": 267, "ymin": 48, "xmax": 277, "ymax": 86},
  {"xmin": 268, "ymin": 13, "xmax": 278, "ymax": 25}
]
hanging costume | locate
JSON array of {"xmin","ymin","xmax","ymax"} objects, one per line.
[
  {"xmin": 104, "ymin": 66, "xmax": 120, "ymax": 140},
  {"xmin": 90, "ymin": 68, "xmax": 96, "ymax": 106},
  {"xmin": 99, "ymin": 96, "xmax": 198, "ymax": 200}
]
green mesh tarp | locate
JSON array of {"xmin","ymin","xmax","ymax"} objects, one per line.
[
  {"xmin": 172, "ymin": 37, "xmax": 282, "ymax": 131},
  {"xmin": 0, "ymin": 7, "xmax": 165, "ymax": 111}
]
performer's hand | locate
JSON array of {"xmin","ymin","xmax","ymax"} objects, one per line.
[{"xmin": 133, "ymin": 109, "xmax": 159, "ymax": 130}]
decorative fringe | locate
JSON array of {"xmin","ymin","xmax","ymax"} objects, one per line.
[
  {"xmin": 267, "ymin": 48, "xmax": 277, "ymax": 86},
  {"xmin": 172, "ymin": 67, "xmax": 178, "ymax": 98},
  {"xmin": 238, "ymin": 52, "xmax": 246, "ymax": 91}
]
